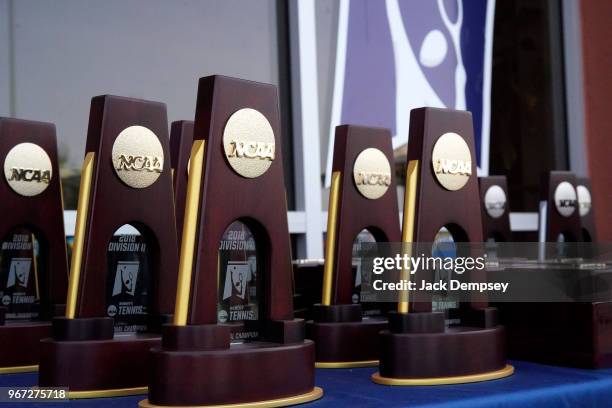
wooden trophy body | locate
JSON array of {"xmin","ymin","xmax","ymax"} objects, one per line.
[
  {"xmin": 373, "ymin": 108, "xmax": 511, "ymax": 385},
  {"xmin": 39, "ymin": 95, "xmax": 179, "ymax": 396},
  {"xmin": 576, "ymin": 177, "xmax": 596, "ymax": 242},
  {"xmin": 499, "ymin": 172, "xmax": 612, "ymax": 368},
  {"xmin": 541, "ymin": 171, "xmax": 582, "ymax": 242},
  {"xmin": 142, "ymin": 76, "xmax": 321, "ymax": 408},
  {"xmin": 0, "ymin": 118, "xmax": 68, "ymax": 373},
  {"xmin": 170, "ymin": 120, "xmax": 193, "ymax": 246},
  {"xmin": 306, "ymin": 125, "xmax": 400, "ymax": 367},
  {"xmin": 479, "ymin": 176, "xmax": 512, "ymax": 242}
]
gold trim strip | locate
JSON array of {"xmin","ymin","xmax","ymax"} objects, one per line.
[
  {"xmin": 65, "ymin": 152, "xmax": 95, "ymax": 319},
  {"xmin": 174, "ymin": 140, "xmax": 206, "ymax": 325},
  {"xmin": 59, "ymin": 173, "xmax": 70, "ymax": 278},
  {"xmin": 0, "ymin": 364, "xmax": 38, "ymax": 374},
  {"xmin": 398, "ymin": 160, "xmax": 418, "ymax": 314},
  {"xmin": 69, "ymin": 386, "xmax": 148, "ymax": 399},
  {"xmin": 138, "ymin": 387, "xmax": 323, "ymax": 408},
  {"xmin": 372, "ymin": 364, "xmax": 514, "ymax": 386},
  {"xmin": 316, "ymin": 360, "xmax": 378, "ymax": 369},
  {"xmin": 322, "ymin": 171, "xmax": 341, "ymax": 306}
]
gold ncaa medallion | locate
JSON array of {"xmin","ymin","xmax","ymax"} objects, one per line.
[
  {"xmin": 554, "ymin": 181, "xmax": 577, "ymax": 217},
  {"xmin": 484, "ymin": 185, "xmax": 507, "ymax": 218},
  {"xmin": 576, "ymin": 185, "xmax": 592, "ymax": 217},
  {"xmin": 4, "ymin": 142, "xmax": 53, "ymax": 197},
  {"xmin": 353, "ymin": 148, "xmax": 392, "ymax": 200},
  {"xmin": 112, "ymin": 125, "xmax": 164, "ymax": 189},
  {"xmin": 223, "ymin": 108, "xmax": 275, "ymax": 178},
  {"xmin": 431, "ymin": 132, "xmax": 472, "ymax": 191}
]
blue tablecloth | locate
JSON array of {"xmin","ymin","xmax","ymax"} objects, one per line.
[{"xmin": 2, "ymin": 361, "xmax": 612, "ymax": 407}]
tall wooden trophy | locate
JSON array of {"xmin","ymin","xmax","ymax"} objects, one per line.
[
  {"xmin": 372, "ymin": 107, "xmax": 512, "ymax": 385},
  {"xmin": 306, "ymin": 125, "xmax": 400, "ymax": 368},
  {"xmin": 140, "ymin": 75, "xmax": 322, "ymax": 407},
  {"xmin": 170, "ymin": 120, "xmax": 194, "ymax": 244},
  {"xmin": 479, "ymin": 176, "xmax": 512, "ymax": 242},
  {"xmin": 539, "ymin": 171, "xmax": 581, "ymax": 242},
  {"xmin": 498, "ymin": 171, "xmax": 612, "ymax": 368},
  {"xmin": 39, "ymin": 95, "xmax": 179, "ymax": 397},
  {"xmin": 0, "ymin": 118, "xmax": 68, "ymax": 373},
  {"xmin": 576, "ymin": 177, "xmax": 596, "ymax": 242}
]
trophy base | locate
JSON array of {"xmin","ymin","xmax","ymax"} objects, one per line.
[
  {"xmin": 0, "ymin": 321, "xmax": 51, "ymax": 372},
  {"xmin": 376, "ymin": 309, "xmax": 509, "ymax": 383},
  {"xmin": 39, "ymin": 332, "xmax": 160, "ymax": 396},
  {"xmin": 138, "ymin": 387, "xmax": 323, "ymax": 408},
  {"xmin": 498, "ymin": 302, "xmax": 612, "ymax": 368},
  {"xmin": 306, "ymin": 308, "xmax": 386, "ymax": 367},
  {"xmin": 372, "ymin": 365, "xmax": 514, "ymax": 386},
  {"xmin": 146, "ymin": 324, "xmax": 320, "ymax": 407}
]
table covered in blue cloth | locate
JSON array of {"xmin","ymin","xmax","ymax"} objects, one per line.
[{"xmin": 2, "ymin": 361, "xmax": 612, "ymax": 407}]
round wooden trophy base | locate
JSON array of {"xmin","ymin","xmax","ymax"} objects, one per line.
[
  {"xmin": 139, "ymin": 387, "xmax": 323, "ymax": 408},
  {"xmin": 39, "ymin": 333, "xmax": 160, "ymax": 398},
  {"xmin": 144, "ymin": 339, "xmax": 321, "ymax": 407},
  {"xmin": 374, "ymin": 310, "xmax": 511, "ymax": 385},
  {"xmin": 306, "ymin": 304, "xmax": 385, "ymax": 368},
  {"xmin": 306, "ymin": 317, "xmax": 386, "ymax": 368},
  {"xmin": 0, "ymin": 321, "xmax": 51, "ymax": 373}
]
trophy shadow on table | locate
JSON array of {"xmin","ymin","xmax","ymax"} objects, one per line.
[
  {"xmin": 38, "ymin": 95, "xmax": 178, "ymax": 397},
  {"xmin": 0, "ymin": 118, "xmax": 68, "ymax": 374}
]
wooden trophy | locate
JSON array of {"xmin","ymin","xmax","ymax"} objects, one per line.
[
  {"xmin": 170, "ymin": 120, "xmax": 194, "ymax": 245},
  {"xmin": 139, "ymin": 75, "xmax": 322, "ymax": 407},
  {"xmin": 576, "ymin": 177, "xmax": 596, "ymax": 242},
  {"xmin": 498, "ymin": 171, "xmax": 612, "ymax": 368},
  {"xmin": 479, "ymin": 176, "xmax": 512, "ymax": 242},
  {"xmin": 372, "ymin": 107, "xmax": 512, "ymax": 385},
  {"xmin": 306, "ymin": 125, "xmax": 400, "ymax": 368},
  {"xmin": 539, "ymin": 171, "xmax": 581, "ymax": 242},
  {"xmin": 0, "ymin": 117, "xmax": 68, "ymax": 373},
  {"xmin": 39, "ymin": 95, "xmax": 179, "ymax": 397}
]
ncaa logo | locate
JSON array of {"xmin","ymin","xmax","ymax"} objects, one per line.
[
  {"xmin": 107, "ymin": 304, "xmax": 118, "ymax": 317},
  {"xmin": 218, "ymin": 310, "xmax": 228, "ymax": 323}
]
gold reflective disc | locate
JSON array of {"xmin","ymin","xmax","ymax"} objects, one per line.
[
  {"xmin": 484, "ymin": 185, "xmax": 507, "ymax": 218},
  {"xmin": 353, "ymin": 148, "xmax": 391, "ymax": 200},
  {"xmin": 3, "ymin": 142, "xmax": 53, "ymax": 197},
  {"xmin": 223, "ymin": 108, "xmax": 275, "ymax": 178},
  {"xmin": 431, "ymin": 132, "xmax": 472, "ymax": 191},
  {"xmin": 554, "ymin": 181, "xmax": 577, "ymax": 217},
  {"xmin": 576, "ymin": 185, "xmax": 592, "ymax": 217},
  {"xmin": 112, "ymin": 126, "xmax": 164, "ymax": 189}
]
